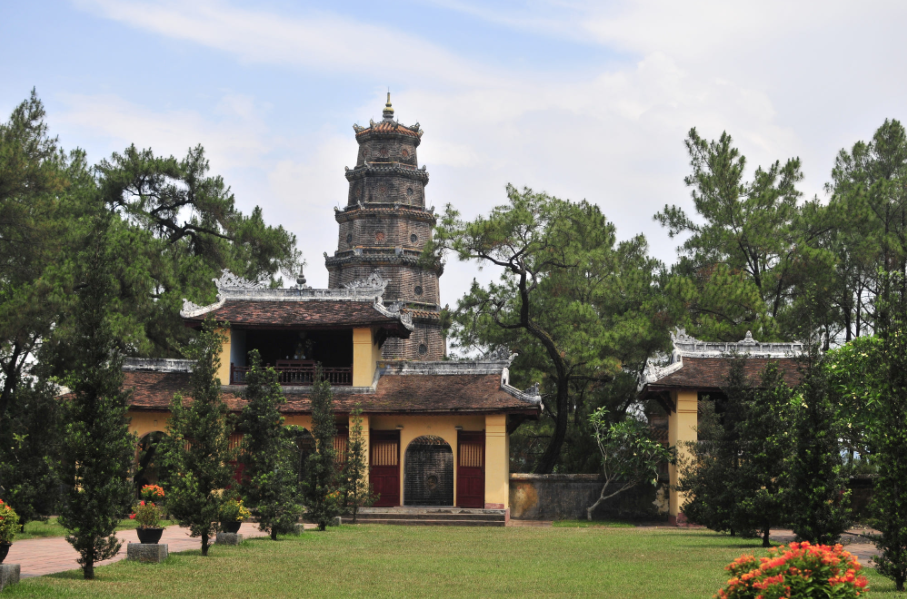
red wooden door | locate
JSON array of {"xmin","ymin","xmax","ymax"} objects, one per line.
[
  {"xmin": 370, "ymin": 431, "xmax": 400, "ymax": 507},
  {"xmin": 456, "ymin": 431, "xmax": 485, "ymax": 508}
]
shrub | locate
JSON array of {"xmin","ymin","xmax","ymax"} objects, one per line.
[
  {"xmin": 0, "ymin": 500, "xmax": 20, "ymax": 544},
  {"xmin": 130, "ymin": 500, "xmax": 163, "ymax": 529},
  {"xmin": 219, "ymin": 498, "xmax": 250, "ymax": 523},
  {"xmin": 716, "ymin": 541, "xmax": 868, "ymax": 599},
  {"xmin": 140, "ymin": 485, "xmax": 165, "ymax": 502}
]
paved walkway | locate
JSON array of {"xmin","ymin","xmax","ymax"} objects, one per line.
[{"xmin": 7, "ymin": 524, "xmax": 298, "ymax": 578}]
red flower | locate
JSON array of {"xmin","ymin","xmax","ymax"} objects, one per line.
[{"xmin": 129, "ymin": 513, "xmax": 136, "ymax": 519}]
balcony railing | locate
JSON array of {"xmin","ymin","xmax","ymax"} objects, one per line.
[{"xmin": 230, "ymin": 360, "xmax": 353, "ymax": 386}]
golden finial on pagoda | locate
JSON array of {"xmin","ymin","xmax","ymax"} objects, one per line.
[{"xmin": 383, "ymin": 90, "xmax": 395, "ymax": 121}]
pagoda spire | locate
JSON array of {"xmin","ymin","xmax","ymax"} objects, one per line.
[{"xmin": 382, "ymin": 91, "xmax": 394, "ymax": 121}]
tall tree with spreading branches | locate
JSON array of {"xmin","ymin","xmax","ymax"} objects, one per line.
[{"xmin": 427, "ymin": 185, "xmax": 670, "ymax": 474}]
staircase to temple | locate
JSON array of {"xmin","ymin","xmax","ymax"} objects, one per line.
[{"xmin": 352, "ymin": 507, "xmax": 507, "ymax": 527}]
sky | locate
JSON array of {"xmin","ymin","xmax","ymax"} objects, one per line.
[{"xmin": 2, "ymin": 0, "xmax": 906, "ymax": 309}]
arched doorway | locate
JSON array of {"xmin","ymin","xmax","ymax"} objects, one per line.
[
  {"xmin": 404, "ymin": 436, "xmax": 453, "ymax": 506},
  {"xmin": 134, "ymin": 431, "xmax": 168, "ymax": 494}
]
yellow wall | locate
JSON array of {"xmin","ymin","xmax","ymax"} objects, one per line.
[
  {"xmin": 485, "ymin": 414, "xmax": 509, "ymax": 509},
  {"xmin": 127, "ymin": 411, "xmax": 171, "ymax": 439},
  {"xmin": 370, "ymin": 414, "xmax": 486, "ymax": 506},
  {"xmin": 217, "ymin": 326, "xmax": 232, "ymax": 385},
  {"xmin": 668, "ymin": 390, "xmax": 698, "ymax": 520},
  {"xmin": 284, "ymin": 414, "xmax": 313, "ymax": 431},
  {"xmin": 352, "ymin": 327, "xmax": 380, "ymax": 387}
]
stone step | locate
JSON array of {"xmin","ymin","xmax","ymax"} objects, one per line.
[
  {"xmin": 358, "ymin": 507, "xmax": 505, "ymax": 516},
  {"xmin": 355, "ymin": 512, "xmax": 504, "ymax": 522},
  {"xmin": 351, "ymin": 518, "xmax": 505, "ymax": 527}
]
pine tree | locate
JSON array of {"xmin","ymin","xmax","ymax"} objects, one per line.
[
  {"xmin": 57, "ymin": 213, "xmax": 136, "ymax": 580},
  {"xmin": 868, "ymin": 271, "xmax": 907, "ymax": 591},
  {"xmin": 341, "ymin": 405, "xmax": 376, "ymax": 523},
  {"xmin": 161, "ymin": 319, "xmax": 234, "ymax": 556},
  {"xmin": 735, "ymin": 363, "xmax": 794, "ymax": 547},
  {"xmin": 787, "ymin": 343, "xmax": 850, "ymax": 544},
  {"xmin": 239, "ymin": 350, "xmax": 302, "ymax": 540},
  {"xmin": 301, "ymin": 366, "xmax": 340, "ymax": 531}
]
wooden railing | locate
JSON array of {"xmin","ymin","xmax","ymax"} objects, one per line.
[{"xmin": 230, "ymin": 362, "xmax": 352, "ymax": 386}]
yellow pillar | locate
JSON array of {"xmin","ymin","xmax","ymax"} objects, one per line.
[
  {"xmin": 352, "ymin": 327, "xmax": 377, "ymax": 387},
  {"xmin": 484, "ymin": 414, "xmax": 509, "ymax": 509},
  {"xmin": 668, "ymin": 390, "xmax": 698, "ymax": 525},
  {"xmin": 217, "ymin": 326, "xmax": 232, "ymax": 385}
]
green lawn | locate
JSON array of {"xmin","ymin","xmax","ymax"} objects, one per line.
[
  {"xmin": 16, "ymin": 517, "xmax": 176, "ymax": 540},
  {"xmin": 6, "ymin": 525, "xmax": 899, "ymax": 598}
]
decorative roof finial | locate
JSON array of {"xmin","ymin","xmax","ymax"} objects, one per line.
[{"xmin": 382, "ymin": 90, "xmax": 394, "ymax": 121}]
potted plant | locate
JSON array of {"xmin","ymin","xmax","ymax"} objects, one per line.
[
  {"xmin": 218, "ymin": 497, "xmax": 250, "ymax": 534},
  {"xmin": 0, "ymin": 499, "xmax": 20, "ymax": 563},
  {"xmin": 130, "ymin": 484, "xmax": 166, "ymax": 544}
]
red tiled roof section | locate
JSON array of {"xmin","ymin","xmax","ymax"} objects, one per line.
[
  {"xmin": 123, "ymin": 371, "xmax": 192, "ymax": 408},
  {"xmin": 356, "ymin": 122, "xmax": 420, "ymax": 137},
  {"xmin": 124, "ymin": 371, "xmax": 538, "ymax": 414},
  {"xmin": 645, "ymin": 357, "xmax": 801, "ymax": 392},
  {"xmin": 184, "ymin": 299, "xmax": 402, "ymax": 328}
]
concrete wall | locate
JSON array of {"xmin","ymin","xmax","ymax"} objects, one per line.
[{"xmin": 510, "ymin": 474, "xmax": 669, "ymax": 521}]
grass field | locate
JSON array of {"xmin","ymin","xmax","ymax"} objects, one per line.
[
  {"xmin": 6, "ymin": 525, "xmax": 898, "ymax": 597},
  {"xmin": 17, "ymin": 517, "xmax": 176, "ymax": 541}
]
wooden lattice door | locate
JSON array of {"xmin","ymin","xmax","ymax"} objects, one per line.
[
  {"xmin": 370, "ymin": 430, "xmax": 400, "ymax": 507},
  {"xmin": 456, "ymin": 431, "xmax": 485, "ymax": 508}
]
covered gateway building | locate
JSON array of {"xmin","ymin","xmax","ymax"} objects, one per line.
[{"xmin": 121, "ymin": 96, "xmax": 542, "ymax": 517}]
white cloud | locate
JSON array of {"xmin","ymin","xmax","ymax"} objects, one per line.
[
  {"xmin": 55, "ymin": 92, "xmax": 272, "ymax": 170},
  {"xmin": 62, "ymin": 0, "xmax": 907, "ymax": 312},
  {"xmin": 73, "ymin": 0, "xmax": 506, "ymax": 88}
]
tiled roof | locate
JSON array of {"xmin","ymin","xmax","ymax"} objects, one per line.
[
  {"xmin": 641, "ymin": 356, "xmax": 801, "ymax": 394},
  {"xmin": 356, "ymin": 122, "xmax": 420, "ymax": 137},
  {"xmin": 184, "ymin": 299, "xmax": 406, "ymax": 330},
  {"xmin": 123, "ymin": 371, "xmax": 539, "ymax": 415}
]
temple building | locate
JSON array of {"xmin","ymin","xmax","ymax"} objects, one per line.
[
  {"xmin": 637, "ymin": 329, "xmax": 802, "ymax": 525},
  {"xmin": 121, "ymin": 97, "xmax": 542, "ymax": 518}
]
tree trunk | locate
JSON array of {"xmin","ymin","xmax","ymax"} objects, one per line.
[
  {"xmin": 270, "ymin": 528, "xmax": 278, "ymax": 541},
  {"xmin": 762, "ymin": 525, "xmax": 771, "ymax": 548},
  {"xmin": 534, "ymin": 375, "xmax": 570, "ymax": 474},
  {"xmin": 83, "ymin": 560, "xmax": 94, "ymax": 580},
  {"xmin": 201, "ymin": 533, "xmax": 210, "ymax": 556}
]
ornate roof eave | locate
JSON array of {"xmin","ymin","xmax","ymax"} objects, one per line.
[
  {"xmin": 637, "ymin": 328, "xmax": 805, "ymax": 393},
  {"xmin": 372, "ymin": 300, "xmax": 414, "ymax": 331},
  {"xmin": 333, "ymin": 204, "xmax": 437, "ymax": 224},
  {"xmin": 123, "ymin": 358, "xmax": 195, "ymax": 373},
  {"xmin": 179, "ymin": 270, "xmax": 413, "ymax": 334},
  {"xmin": 344, "ymin": 163, "xmax": 429, "ymax": 183},
  {"xmin": 324, "ymin": 250, "xmax": 437, "ymax": 271}
]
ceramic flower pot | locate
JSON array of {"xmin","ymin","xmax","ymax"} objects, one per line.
[
  {"xmin": 0, "ymin": 542, "xmax": 10, "ymax": 564},
  {"xmin": 221, "ymin": 521, "xmax": 241, "ymax": 534},
  {"xmin": 136, "ymin": 527, "xmax": 164, "ymax": 544}
]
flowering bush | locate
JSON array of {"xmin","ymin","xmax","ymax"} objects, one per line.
[
  {"xmin": 140, "ymin": 484, "xmax": 165, "ymax": 502},
  {"xmin": 218, "ymin": 498, "xmax": 251, "ymax": 522},
  {"xmin": 717, "ymin": 541, "xmax": 869, "ymax": 599},
  {"xmin": 0, "ymin": 500, "xmax": 20, "ymax": 544},
  {"xmin": 130, "ymin": 500, "xmax": 164, "ymax": 529}
]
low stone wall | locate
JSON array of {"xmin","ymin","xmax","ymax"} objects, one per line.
[{"xmin": 509, "ymin": 474, "xmax": 669, "ymax": 521}]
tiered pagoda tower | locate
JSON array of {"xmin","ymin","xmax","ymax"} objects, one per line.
[{"xmin": 325, "ymin": 94, "xmax": 444, "ymax": 360}]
